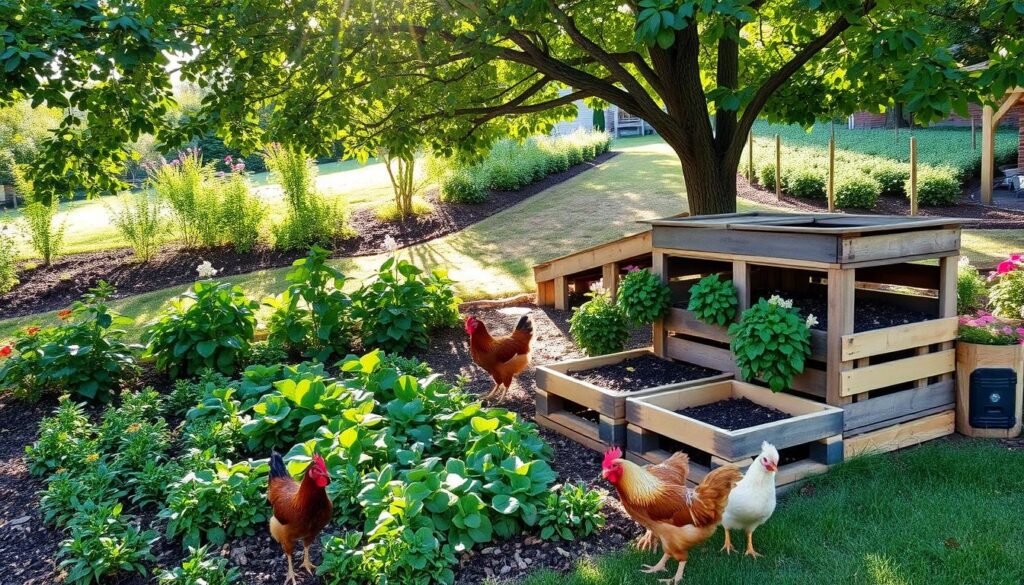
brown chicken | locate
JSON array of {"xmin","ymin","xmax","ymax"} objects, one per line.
[
  {"xmin": 602, "ymin": 447, "xmax": 742, "ymax": 584},
  {"xmin": 465, "ymin": 314, "xmax": 533, "ymax": 400},
  {"xmin": 268, "ymin": 451, "xmax": 333, "ymax": 585}
]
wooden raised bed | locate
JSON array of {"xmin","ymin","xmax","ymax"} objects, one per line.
[
  {"xmin": 646, "ymin": 212, "xmax": 963, "ymax": 461},
  {"xmin": 534, "ymin": 348, "xmax": 732, "ymax": 451},
  {"xmin": 625, "ymin": 380, "xmax": 843, "ymax": 489}
]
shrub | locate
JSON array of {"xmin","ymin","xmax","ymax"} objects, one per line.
[
  {"xmin": 57, "ymin": 501, "xmax": 157, "ymax": 585},
  {"xmin": 266, "ymin": 247, "xmax": 355, "ymax": 361},
  {"xmin": 239, "ymin": 340, "xmax": 289, "ymax": 369},
  {"xmin": 617, "ymin": 268, "xmax": 671, "ymax": 325},
  {"xmin": 833, "ymin": 174, "xmax": 880, "ymax": 209},
  {"xmin": 157, "ymin": 545, "xmax": 240, "ymax": 585},
  {"xmin": 218, "ymin": 171, "xmax": 266, "ymax": 253},
  {"xmin": 785, "ymin": 168, "xmax": 827, "ymax": 199},
  {"xmin": 375, "ymin": 196, "xmax": 433, "ymax": 222},
  {"xmin": 16, "ymin": 167, "xmax": 65, "ymax": 265},
  {"xmin": 0, "ymin": 224, "xmax": 18, "ymax": 294},
  {"xmin": 728, "ymin": 296, "xmax": 813, "ymax": 392},
  {"xmin": 871, "ymin": 161, "xmax": 910, "ymax": 195},
  {"xmin": 758, "ymin": 162, "xmax": 784, "ymax": 192},
  {"xmin": 0, "ymin": 148, "xmax": 15, "ymax": 184},
  {"xmin": 687, "ymin": 274, "xmax": 738, "ymax": 326},
  {"xmin": 143, "ymin": 280, "xmax": 259, "ymax": 377},
  {"xmin": 911, "ymin": 166, "xmax": 960, "ymax": 206},
  {"xmin": 439, "ymin": 168, "xmax": 487, "ymax": 204},
  {"xmin": 569, "ymin": 291, "xmax": 630, "ymax": 356},
  {"xmin": 24, "ymin": 397, "xmax": 97, "ymax": 475},
  {"xmin": 957, "ymin": 259, "xmax": 988, "ymax": 315},
  {"xmin": 0, "ymin": 282, "xmax": 140, "ymax": 402},
  {"xmin": 989, "ymin": 265, "xmax": 1024, "ymax": 320},
  {"xmin": 266, "ymin": 143, "xmax": 348, "ymax": 250},
  {"xmin": 150, "ymin": 148, "xmax": 221, "ymax": 248},
  {"xmin": 107, "ymin": 193, "xmax": 165, "ymax": 262},
  {"xmin": 536, "ymin": 482, "xmax": 606, "ymax": 541}
]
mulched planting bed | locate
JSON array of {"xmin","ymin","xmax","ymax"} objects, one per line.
[
  {"xmin": 676, "ymin": 397, "xmax": 790, "ymax": 431},
  {"xmin": 567, "ymin": 354, "xmax": 722, "ymax": 392},
  {"xmin": 779, "ymin": 293, "xmax": 933, "ymax": 332},
  {"xmin": 737, "ymin": 174, "xmax": 1024, "ymax": 230},
  {"xmin": 0, "ymin": 303, "xmax": 651, "ymax": 585},
  {"xmin": 0, "ymin": 152, "xmax": 616, "ymax": 321}
]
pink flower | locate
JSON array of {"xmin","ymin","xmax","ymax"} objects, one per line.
[
  {"xmin": 1004, "ymin": 326, "xmax": 1014, "ymax": 335},
  {"xmin": 0, "ymin": 345, "xmax": 11, "ymax": 358},
  {"xmin": 1010, "ymin": 253, "xmax": 1024, "ymax": 262},
  {"xmin": 623, "ymin": 265, "xmax": 641, "ymax": 272},
  {"xmin": 225, "ymin": 155, "xmax": 233, "ymax": 163},
  {"xmin": 996, "ymin": 260, "xmax": 1018, "ymax": 275}
]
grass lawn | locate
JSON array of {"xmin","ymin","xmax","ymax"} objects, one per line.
[
  {"xmin": 519, "ymin": 440, "xmax": 1024, "ymax": 585},
  {"xmin": 2, "ymin": 136, "xmax": 1024, "ymax": 340},
  {"xmin": 0, "ymin": 157, "xmax": 394, "ymax": 258}
]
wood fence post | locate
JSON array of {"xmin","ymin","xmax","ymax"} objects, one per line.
[
  {"xmin": 827, "ymin": 135, "xmax": 836, "ymax": 212},
  {"xmin": 909, "ymin": 136, "xmax": 918, "ymax": 216},
  {"xmin": 775, "ymin": 134, "xmax": 781, "ymax": 200},
  {"xmin": 971, "ymin": 116, "xmax": 977, "ymax": 151}
]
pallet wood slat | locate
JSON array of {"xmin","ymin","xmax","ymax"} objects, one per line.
[
  {"xmin": 843, "ymin": 411, "xmax": 954, "ymax": 458},
  {"xmin": 840, "ymin": 229, "xmax": 960, "ymax": 263},
  {"xmin": 842, "ymin": 380, "xmax": 955, "ymax": 432},
  {"xmin": 840, "ymin": 317, "xmax": 959, "ymax": 361},
  {"xmin": 840, "ymin": 349, "xmax": 955, "ymax": 397},
  {"xmin": 664, "ymin": 308, "xmax": 731, "ymax": 344}
]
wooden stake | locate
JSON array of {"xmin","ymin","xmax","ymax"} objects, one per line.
[
  {"xmin": 747, "ymin": 130, "xmax": 754, "ymax": 182},
  {"xmin": 775, "ymin": 134, "xmax": 781, "ymax": 200},
  {"xmin": 909, "ymin": 136, "xmax": 918, "ymax": 216},
  {"xmin": 827, "ymin": 135, "xmax": 836, "ymax": 212}
]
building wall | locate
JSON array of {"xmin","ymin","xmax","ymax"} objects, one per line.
[
  {"xmin": 850, "ymin": 111, "xmax": 888, "ymax": 129},
  {"xmin": 850, "ymin": 103, "xmax": 1022, "ymax": 129}
]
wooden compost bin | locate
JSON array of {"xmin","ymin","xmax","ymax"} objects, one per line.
[
  {"xmin": 646, "ymin": 212, "xmax": 963, "ymax": 462},
  {"xmin": 535, "ymin": 348, "xmax": 732, "ymax": 451},
  {"xmin": 625, "ymin": 380, "xmax": 844, "ymax": 489}
]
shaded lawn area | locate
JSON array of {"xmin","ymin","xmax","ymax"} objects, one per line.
[
  {"xmin": 518, "ymin": 440, "xmax": 1024, "ymax": 585},
  {"xmin": 2, "ymin": 137, "xmax": 1023, "ymax": 340}
]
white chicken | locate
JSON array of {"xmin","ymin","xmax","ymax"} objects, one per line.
[{"xmin": 721, "ymin": 441, "xmax": 779, "ymax": 557}]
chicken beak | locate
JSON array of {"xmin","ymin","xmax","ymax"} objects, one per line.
[{"xmin": 764, "ymin": 461, "xmax": 778, "ymax": 472}]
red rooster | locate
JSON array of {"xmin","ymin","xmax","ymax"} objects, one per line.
[
  {"xmin": 268, "ymin": 451, "xmax": 333, "ymax": 585},
  {"xmin": 602, "ymin": 447, "xmax": 742, "ymax": 584},
  {"xmin": 465, "ymin": 314, "xmax": 533, "ymax": 400}
]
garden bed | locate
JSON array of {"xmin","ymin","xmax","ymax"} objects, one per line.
[
  {"xmin": 625, "ymin": 379, "xmax": 844, "ymax": 489},
  {"xmin": 0, "ymin": 152, "xmax": 616, "ymax": 321},
  {"xmin": 535, "ymin": 348, "xmax": 731, "ymax": 451}
]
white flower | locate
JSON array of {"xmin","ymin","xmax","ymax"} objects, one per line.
[
  {"xmin": 958, "ymin": 255, "xmax": 970, "ymax": 266},
  {"xmin": 590, "ymin": 278, "xmax": 606, "ymax": 295},
  {"xmin": 383, "ymin": 234, "xmax": 398, "ymax": 253},
  {"xmin": 196, "ymin": 261, "xmax": 218, "ymax": 279},
  {"xmin": 805, "ymin": 314, "xmax": 819, "ymax": 329},
  {"xmin": 767, "ymin": 295, "xmax": 793, "ymax": 309}
]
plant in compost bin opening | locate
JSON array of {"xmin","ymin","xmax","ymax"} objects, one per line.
[
  {"xmin": 687, "ymin": 274, "xmax": 739, "ymax": 326},
  {"xmin": 728, "ymin": 296, "xmax": 812, "ymax": 392},
  {"xmin": 958, "ymin": 312, "xmax": 1024, "ymax": 345},
  {"xmin": 617, "ymin": 267, "xmax": 671, "ymax": 325},
  {"xmin": 0, "ymin": 282, "xmax": 140, "ymax": 402},
  {"xmin": 569, "ymin": 290, "xmax": 630, "ymax": 356},
  {"xmin": 987, "ymin": 254, "xmax": 1024, "ymax": 320},
  {"xmin": 143, "ymin": 280, "xmax": 259, "ymax": 377}
]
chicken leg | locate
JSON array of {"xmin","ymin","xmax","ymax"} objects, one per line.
[
  {"xmin": 720, "ymin": 529, "xmax": 736, "ymax": 554},
  {"xmin": 483, "ymin": 382, "xmax": 505, "ymax": 401},
  {"xmin": 658, "ymin": 561, "xmax": 686, "ymax": 585},
  {"xmin": 302, "ymin": 539, "xmax": 317, "ymax": 573},
  {"xmin": 636, "ymin": 530, "xmax": 659, "ymax": 552},
  {"xmin": 283, "ymin": 554, "xmax": 298, "ymax": 585},
  {"xmin": 745, "ymin": 529, "xmax": 762, "ymax": 558},
  {"xmin": 641, "ymin": 553, "xmax": 669, "ymax": 574}
]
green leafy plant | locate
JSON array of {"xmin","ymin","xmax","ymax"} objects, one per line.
[
  {"xmin": 439, "ymin": 168, "xmax": 487, "ymax": 203},
  {"xmin": 990, "ymin": 269, "xmax": 1024, "ymax": 320},
  {"xmin": 871, "ymin": 160, "xmax": 910, "ymax": 195},
  {"xmin": 150, "ymin": 148, "xmax": 222, "ymax": 248},
  {"xmin": 833, "ymin": 174, "xmax": 881, "ymax": 209},
  {"xmin": 909, "ymin": 166, "xmax": 960, "ymax": 206},
  {"xmin": 57, "ymin": 501, "xmax": 158, "ymax": 585},
  {"xmin": 128, "ymin": 459, "xmax": 184, "ymax": 509},
  {"xmin": 157, "ymin": 545, "xmax": 240, "ymax": 585},
  {"xmin": 16, "ymin": 166, "xmax": 65, "ymax": 265},
  {"xmin": 536, "ymin": 482, "xmax": 606, "ymax": 541},
  {"xmin": 687, "ymin": 273, "xmax": 738, "ymax": 326},
  {"xmin": 0, "ymin": 224, "xmax": 18, "ymax": 294},
  {"xmin": 758, "ymin": 162, "xmax": 784, "ymax": 192},
  {"xmin": 0, "ymin": 282, "xmax": 140, "ymax": 402},
  {"xmin": 218, "ymin": 170, "xmax": 266, "ymax": 253},
  {"xmin": 957, "ymin": 259, "xmax": 988, "ymax": 315},
  {"xmin": 728, "ymin": 296, "xmax": 813, "ymax": 392},
  {"xmin": 143, "ymin": 280, "xmax": 259, "ymax": 377},
  {"xmin": 785, "ymin": 168, "xmax": 826, "ymax": 199},
  {"xmin": 106, "ymin": 193, "xmax": 165, "ymax": 262},
  {"xmin": 617, "ymin": 268, "xmax": 671, "ymax": 325},
  {"xmin": 569, "ymin": 290, "xmax": 630, "ymax": 356},
  {"xmin": 24, "ymin": 397, "xmax": 98, "ymax": 475},
  {"xmin": 265, "ymin": 143, "xmax": 349, "ymax": 250},
  {"xmin": 41, "ymin": 464, "xmax": 125, "ymax": 527},
  {"xmin": 266, "ymin": 247, "xmax": 354, "ymax": 361}
]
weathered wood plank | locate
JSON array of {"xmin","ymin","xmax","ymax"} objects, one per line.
[
  {"xmin": 653, "ymin": 228, "xmax": 841, "ymax": 264},
  {"xmin": 840, "ymin": 349, "xmax": 955, "ymax": 397},
  {"xmin": 841, "ymin": 317, "xmax": 959, "ymax": 361},
  {"xmin": 826, "ymin": 268, "xmax": 855, "ymax": 406},
  {"xmin": 843, "ymin": 411, "xmax": 954, "ymax": 457},
  {"xmin": 841, "ymin": 380, "xmax": 955, "ymax": 432},
  {"xmin": 554, "ymin": 276, "xmax": 568, "ymax": 311},
  {"xmin": 664, "ymin": 308, "xmax": 731, "ymax": 344},
  {"xmin": 533, "ymin": 231, "xmax": 652, "ymax": 283},
  {"xmin": 535, "ymin": 414, "xmax": 607, "ymax": 453},
  {"xmin": 855, "ymin": 263, "xmax": 940, "ymax": 289},
  {"xmin": 840, "ymin": 229, "xmax": 960, "ymax": 264},
  {"xmin": 665, "ymin": 336, "xmax": 737, "ymax": 374},
  {"xmin": 653, "ymin": 251, "xmax": 667, "ymax": 357},
  {"xmin": 602, "ymin": 263, "xmax": 619, "ymax": 300},
  {"xmin": 654, "ymin": 248, "xmax": 838, "ymax": 270}
]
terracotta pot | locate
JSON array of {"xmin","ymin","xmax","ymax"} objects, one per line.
[{"xmin": 955, "ymin": 342, "xmax": 1023, "ymax": 438}]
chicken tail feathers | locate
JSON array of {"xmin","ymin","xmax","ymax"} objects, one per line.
[
  {"xmin": 514, "ymin": 315, "xmax": 533, "ymax": 334},
  {"xmin": 269, "ymin": 451, "xmax": 289, "ymax": 480},
  {"xmin": 690, "ymin": 465, "xmax": 743, "ymax": 528}
]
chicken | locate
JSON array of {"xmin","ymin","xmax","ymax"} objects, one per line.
[
  {"xmin": 268, "ymin": 451, "xmax": 333, "ymax": 585},
  {"xmin": 721, "ymin": 441, "xmax": 778, "ymax": 558},
  {"xmin": 465, "ymin": 314, "xmax": 533, "ymax": 400},
  {"xmin": 602, "ymin": 447, "xmax": 742, "ymax": 584}
]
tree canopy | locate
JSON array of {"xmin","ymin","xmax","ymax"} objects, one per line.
[{"xmin": 2, "ymin": 0, "xmax": 1024, "ymax": 213}]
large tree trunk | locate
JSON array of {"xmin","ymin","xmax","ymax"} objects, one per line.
[{"xmin": 679, "ymin": 159, "xmax": 739, "ymax": 216}]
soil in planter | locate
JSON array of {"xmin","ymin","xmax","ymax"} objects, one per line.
[
  {"xmin": 567, "ymin": 354, "xmax": 721, "ymax": 392},
  {"xmin": 677, "ymin": 397, "xmax": 789, "ymax": 431},
  {"xmin": 766, "ymin": 292, "xmax": 932, "ymax": 332}
]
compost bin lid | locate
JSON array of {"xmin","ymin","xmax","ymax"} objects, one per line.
[{"xmin": 641, "ymin": 212, "xmax": 964, "ymax": 235}]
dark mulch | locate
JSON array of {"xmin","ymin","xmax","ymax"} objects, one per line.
[
  {"xmin": 0, "ymin": 152, "xmax": 617, "ymax": 321},
  {"xmin": 0, "ymin": 303, "xmax": 651, "ymax": 585},
  {"xmin": 779, "ymin": 293, "xmax": 933, "ymax": 332},
  {"xmin": 567, "ymin": 354, "xmax": 722, "ymax": 392},
  {"xmin": 737, "ymin": 174, "xmax": 1024, "ymax": 229},
  {"xmin": 677, "ymin": 397, "xmax": 790, "ymax": 431}
]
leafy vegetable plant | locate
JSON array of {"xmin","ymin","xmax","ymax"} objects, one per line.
[
  {"xmin": 536, "ymin": 482, "xmax": 606, "ymax": 541},
  {"xmin": 728, "ymin": 296, "xmax": 813, "ymax": 392},
  {"xmin": 569, "ymin": 290, "xmax": 630, "ymax": 356},
  {"xmin": 687, "ymin": 274, "xmax": 738, "ymax": 326},
  {"xmin": 617, "ymin": 268, "xmax": 671, "ymax": 325},
  {"xmin": 157, "ymin": 545, "xmax": 240, "ymax": 585},
  {"xmin": 57, "ymin": 501, "xmax": 157, "ymax": 585}
]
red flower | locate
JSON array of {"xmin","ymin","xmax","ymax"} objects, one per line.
[
  {"xmin": 0, "ymin": 345, "xmax": 11, "ymax": 358},
  {"xmin": 57, "ymin": 309, "xmax": 73, "ymax": 321},
  {"xmin": 26, "ymin": 326, "xmax": 40, "ymax": 336},
  {"xmin": 996, "ymin": 259, "xmax": 1018, "ymax": 276}
]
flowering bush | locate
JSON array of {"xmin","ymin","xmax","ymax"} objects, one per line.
[
  {"xmin": 958, "ymin": 312, "xmax": 1024, "ymax": 345},
  {"xmin": 149, "ymin": 148, "xmax": 221, "ymax": 249},
  {"xmin": 987, "ymin": 253, "xmax": 1024, "ymax": 319},
  {"xmin": 0, "ymin": 282, "xmax": 140, "ymax": 402},
  {"xmin": 728, "ymin": 296, "xmax": 813, "ymax": 392}
]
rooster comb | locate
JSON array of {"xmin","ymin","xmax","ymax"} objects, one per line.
[
  {"xmin": 312, "ymin": 453, "xmax": 326, "ymax": 469},
  {"xmin": 602, "ymin": 447, "xmax": 622, "ymax": 470}
]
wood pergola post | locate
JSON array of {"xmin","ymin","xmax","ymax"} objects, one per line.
[{"xmin": 982, "ymin": 89, "xmax": 1024, "ymax": 205}]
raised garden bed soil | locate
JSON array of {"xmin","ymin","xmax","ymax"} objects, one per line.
[
  {"xmin": 779, "ymin": 293, "xmax": 933, "ymax": 332},
  {"xmin": 567, "ymin": 354, "xmax": 722, "ymax": 392},
  {"xmin": 677, "ymin": 397, "xmax": 790, "ymax": 431}
]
